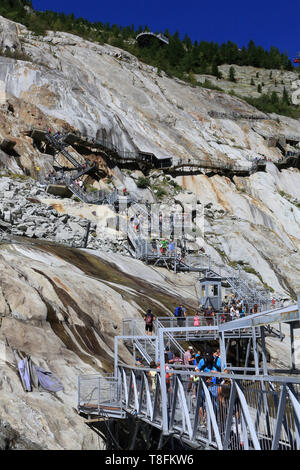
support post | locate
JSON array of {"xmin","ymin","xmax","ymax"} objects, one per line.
[
  {"xmin": 290, "ymin": 323, "xmax": 295, "ymax": 371},
  {"xmin": 244, "ymin": 338, "xmax": 251, "ymax": 374},
  {"xmin": 114, "ymin": 336, "xmax": 119, "ymax": 378},
  {"xmin": 219, "ymin": 331, "xmax": 227, "ymax": 370},
  {"xmin": 260, "ymin": 326, "xmax": 268, "ymax": 375},
  {"xmin": 158, "ymin": 328, "xmax": 169, "ymax": 435},
  {"xmin": 252, "ymin": 327, "xmax": 260, "ymax": 375}
]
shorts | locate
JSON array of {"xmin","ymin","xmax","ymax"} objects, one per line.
[
  {"xmin": 177, "ymin": 317, "xmax": 186, "ymax": 327},
  {"xmin": 145, "ymin": 324, "xmax": 153, "ymax": 332}
]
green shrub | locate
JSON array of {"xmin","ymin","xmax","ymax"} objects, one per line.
[
  {"xmin": 136, "ymin": 176, "xmax": 150, "ymax": 188},
  {"xmin": 0, "ymin": 48, "xmax": 32, "ymax": 62},
  {"xmin": 242, "ymin": 93, "xmax": 300, "ymax": 119}
]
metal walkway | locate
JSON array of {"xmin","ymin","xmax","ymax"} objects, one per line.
[
  {"xmin": 126, "ymin": 203, "xmax": 271, "ymax": 310},
  {"xmin": 78, "ymin": 301, "xmax": 300, "ymax": 450},
  {"xmin": 30, "ymin": 128, "xmax": 300, "ymax": 179}
]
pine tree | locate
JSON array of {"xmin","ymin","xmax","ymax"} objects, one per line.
[
  {"xmin": 212, "ymin": 61, "xmax": 222, "ymax": 79},
  {"xmin": 257, "ymin": 84, "xmax": 262, "ymax": 93},
  {"xmin": 271, "ymin": 91, "xmax": 279, "ymax": 104},
  {"xmin": 282, "ymin": 87, "xmax": 290, "ymax": 105},
  {"xmin": 228, "ymin": 66, "xmax": 236, "ymax": 82}
]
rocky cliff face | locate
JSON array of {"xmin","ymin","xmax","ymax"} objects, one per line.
[
  {"xmin": 0, "ymin": 15, "xmax": 299, "ymax": 448},
  {"xmin": 0, "ymin": 238, "xmax": 199, "ymax": 449},
  {"xmin": 0, "ymin": 15, "xmax": 298, "ymax": 298}
]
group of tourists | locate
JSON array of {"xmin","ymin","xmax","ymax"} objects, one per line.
[
  {"xmin": 150, "ymin": 238, "xmax": 176, "ymax": 256},
  {"xmin": 44, "ymin": 169, "xmax": 67, "ymax": 185},
  {"xmin": 171, "ymin": 296, "xmax": 260, "ymax": 332},
  {"xmin": 139, "ymin": 304, "xmax": 238, "ymax": 431},
  {"xmin": 142, "ymin": 345, "xmax": 230, "ymax": 420},
  {"xmin": 222, "ymin": 294, "xmax": 254, "ymax": 321}
]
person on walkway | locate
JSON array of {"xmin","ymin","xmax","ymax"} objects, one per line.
[
  {"xmin": 213, "ymin": 349, "xmax": 222, "ymax": 372},
  {"xmin": 158, "ymin": 213, "xmax": 163, "ymax": 238},
  {"xmin": 165, "ymin": 346, "xmax": 174, "ymax": 364},
  {"xmin": 174, "ymin": 304, "xmax": 186, "ymax": 329},
  {"xmin": 221, "ymin": 307, "xmax": 228, "ymax": 323},
  {"xmin": 168, "ymin": 240, "xmax": 175, "ymax": 255},
  {"xmin": 151, "ymin": 238, "xmax": 157, "ymax": 254},
  {"xmin": 170, "ymin": 211, "xmax": 175, "ymax": 239},
  {"xmin": 191, "ymin": 367, "xmax": 200, "ymax": 398},
  {"xmin": 174, "ymin": 305, "xmax": 182, "ymax": 324},
  {"xmin": 161, "ymin": 238, "xmax": 168, "ymax": 255},
  {"xmin": 230, "ymin": 304, "xmax": 238, "ymax": 321},
  {"xmin": 198, "ymin": 351, "xmax": 220, "ymax": 409},
  {"xmin": 194, "ymin": 311, "xmax": 200, "ymax": 330},
  {"xmin": 204, "ymin": 306, "xmax": 214, "ymax": 329},
  {"xmin": 184, "ymin": 346, "xmax": 193, "ymax": 366},
  {"xmin": 144, "ymin": 309, "xmax": 155, "ymax": 336},
  {"xmin": 134, "ymin": 214, "xmax": 140, "ymax": 233},
  {"xmin": 148, "ymin": 361, "xmax": 157, "ymax": 395},
  {"xmin": 178, "ymin": 304, "xmax": 186, "ymax": 329},
  {"xmin": 156, "ymin": 361, "xmax": 172, "ymax": 394}
]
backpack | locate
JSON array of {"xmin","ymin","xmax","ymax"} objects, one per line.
[
  {"xmin": 213, "ymin": 356, "xmax": 221, "ymax": 372},
  {"xmin": 174, "ymin": 306, "xmax": 182, "ymax": 317},
  {"xmin": 199, "ymin": 353, "xmax": 214, "ymax": 372},
  {"xmin": 145, "ymin": 314, "xmax": 153, "ymax": 325}
]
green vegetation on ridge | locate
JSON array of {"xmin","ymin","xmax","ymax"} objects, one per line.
[
  {"xmin": 1, "ymin": 1, "xmax": 299, "ymax": 119},
  {"xmin": 1, "ymin": 0, "xmax": 295, "ymax": 75}
]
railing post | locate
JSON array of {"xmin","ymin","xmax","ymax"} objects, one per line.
[{"xmin": 114, "ymin": 336, "xmax": 119, "ymax": 378}]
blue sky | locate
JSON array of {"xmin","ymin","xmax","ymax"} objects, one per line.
[{"xmin": 32, "ymin": 0, "xmax": 300, "ymax": 62}]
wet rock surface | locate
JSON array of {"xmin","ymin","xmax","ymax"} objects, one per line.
[{"xmin": 0, "ymin": 238, "xmax": 199, "ymax": 449}]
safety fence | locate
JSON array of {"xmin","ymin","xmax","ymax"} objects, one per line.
[{"xmin": 78, "ymin": 366, "xmax": 300, "ymax": 450}]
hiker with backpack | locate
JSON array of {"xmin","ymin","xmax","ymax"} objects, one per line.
[
  {"xmin": 199, "ymin": 351, "xmax": 221, "ymax": 408},
  {"xmin": 174, "ymin": 304, "xmax": 186, "ymax": 328},
  {"xmin": 144, "ymin": 308, "xmax": 156, "ymax": 336}
]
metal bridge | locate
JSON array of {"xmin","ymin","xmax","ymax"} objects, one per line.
[
  {"xmin": 78, "ymin": 301, "xmax": 300, "ymax": 450},
  {"xmin": 136, "ymin": 32, "xmax": 169, "ymax": 46}
]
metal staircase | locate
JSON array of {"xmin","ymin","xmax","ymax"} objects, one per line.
[
  {"xmin": 225, "ymin": 268, "xmax": 270, "ymax": 307},
  {"xmin": 71, "ymin": 162, "xmax": 96, "ymax": 180},
  {"xmin": 121, "ymin": 319, "xmax": 157, "ymax": 364},
  {"xmin": 121, "ymin": 318, "xmax": 185, "ymax": 364},
  {"xmin": 45, "ymin": 133, "xmax": 82, "ymax": 169}
]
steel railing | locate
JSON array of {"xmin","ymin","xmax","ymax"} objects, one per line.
[{"xmin": 117, "ymin": 365, "xmax": 300, "ymax": 450}]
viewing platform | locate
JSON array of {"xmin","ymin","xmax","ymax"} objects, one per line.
[{"xmin": 136, "ymin": 32, "xmax": 169, "ymax": 46}]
